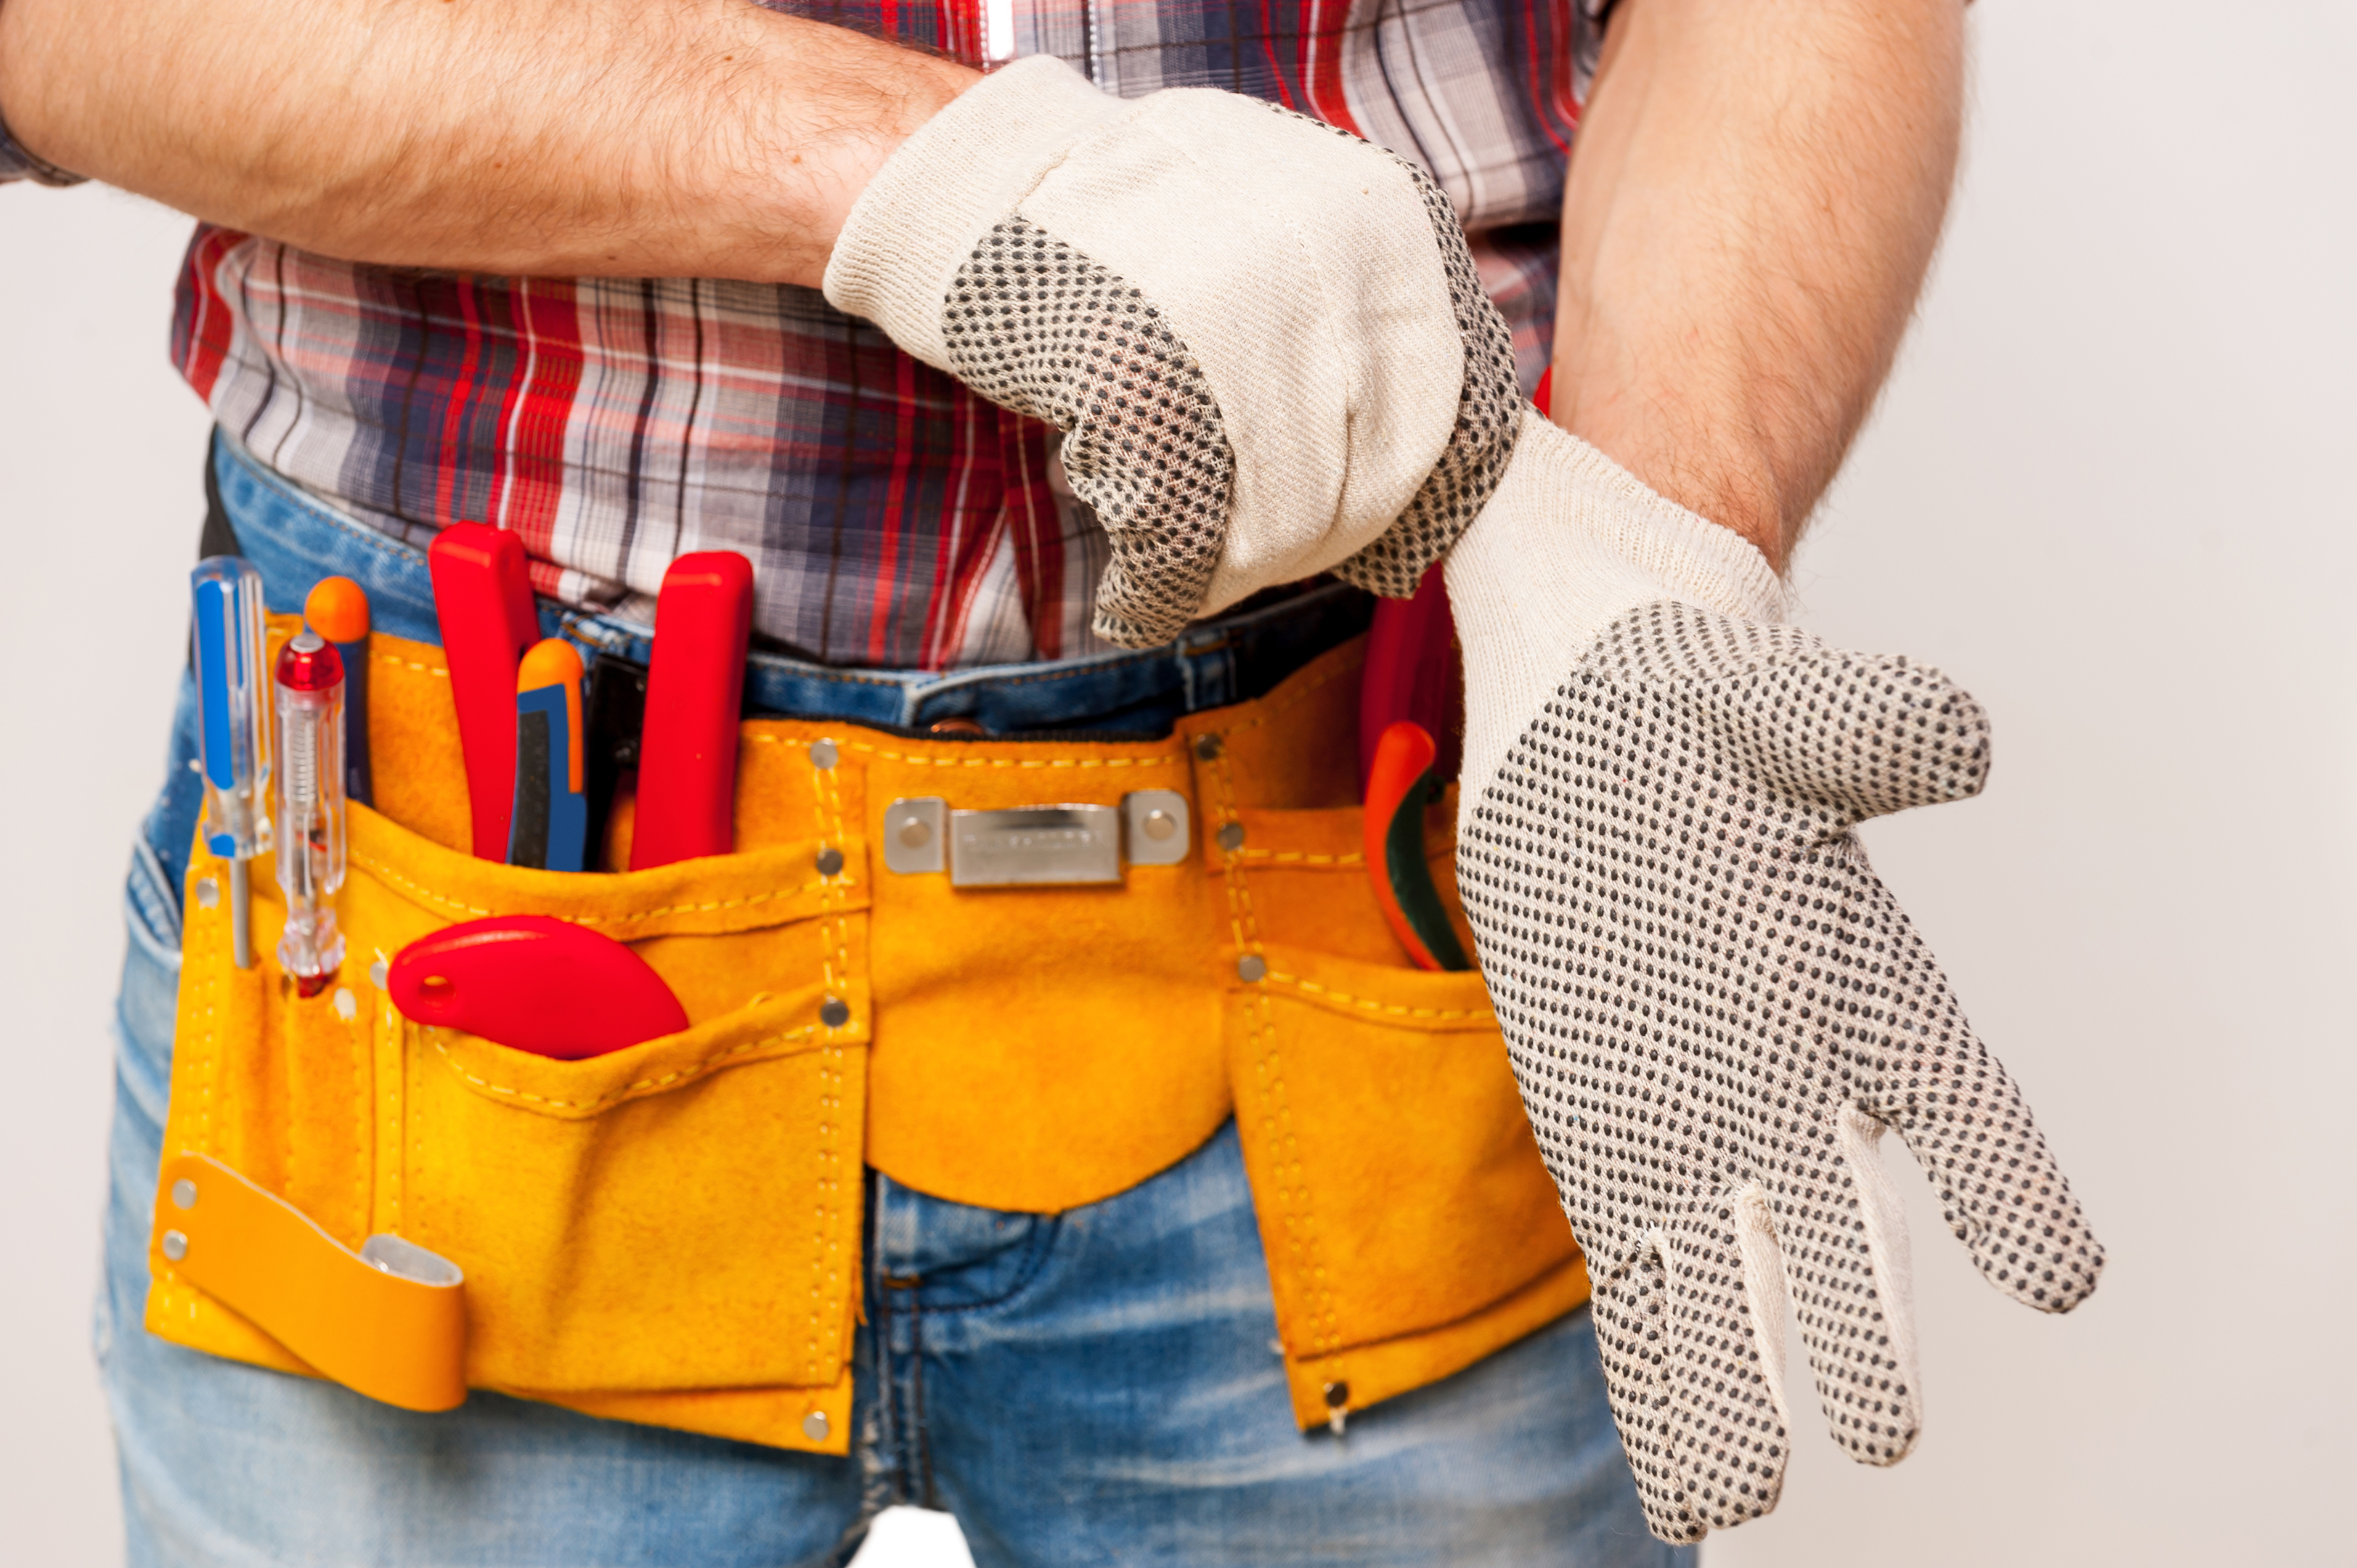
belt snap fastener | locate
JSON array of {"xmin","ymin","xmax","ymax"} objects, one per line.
[
  {"xmin": 1216, "ymin": 821, "xmax": 1245, "ymax": 853},
  {"xmin": 801, "ymin": 1410, "xmax": 830, "ymax": 1441},
  {"xmin": 883, "ymin": 798, "xmax": 948, "ymax": 874},
  {"xmin": 161, "ymin": 1230, "xmax": 189, "ymax": 1262},
  {"xmin": 1121, "ymin": 790, "xmax": 1191, "ymax": 867},
  {"xmin": 821, "ymin": 997, "xmax": 851, "ymax": 1029},
  {"xmin": 170, "ymin": 1179, "xmax": 197, "ymax": 1211},
  {"xmin": 194, "ymin": 877, "xmax": 219, "ymax": 909},
  {"xmin": 815, "ymin": 846, "xmax": 844, "ymax": 877},
  {"xmin": 809, "ymin": 739, "xmax": 839, "ymax": 769},
  {"xmin": 368, "ymin": 958, "xmax": 389, "ymax": 989},
  {"xmin": 1324, "ymin": 1381, "xmax": 1350, "ymax": 1437},
  {"xmin": 1237, "ymin": 955, "xmax": 1266, "ymax": 983},
  {"xmin": 1193, "ymin": 734, "xmax": 1223, "ymax": 761}
]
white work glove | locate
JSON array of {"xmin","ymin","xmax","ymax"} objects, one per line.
[
  {"xmin": 1445, "ymin": 410, "xmax": 2105, "ymax": 1543},
  {"xmin": 823, "ymin": 57, "xmax": 1521, "ymax": 647}
]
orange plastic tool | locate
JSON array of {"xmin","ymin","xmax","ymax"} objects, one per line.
[{"xmin": 1364, "ymin": 722, "xmax": 1470, "ymax": 972}]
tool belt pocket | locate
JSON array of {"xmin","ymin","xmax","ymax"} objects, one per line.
[
  {"xmin": 147, "ymin": 764, "xmax": 867, "ymax": 1452},
  {"xmin": 1213, "ymin": 799, "xmax": 1589, "ymax": 1428}
]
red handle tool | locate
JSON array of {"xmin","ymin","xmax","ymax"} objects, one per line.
[
  {"xmin": 428, "ymin": 524, "xmax": 540, "ymax": 861},
  {"xmin": 630, "ymin": 552, "xmax": 754, "ymax": 870},
  {"xmin": 386, "ymin": 915, "xmax": 690, "ymax": 1059}
]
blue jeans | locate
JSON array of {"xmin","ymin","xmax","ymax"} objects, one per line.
[{"xmin": 97, "ymin": 436, "xmax": 1688, "ymax": 1567}]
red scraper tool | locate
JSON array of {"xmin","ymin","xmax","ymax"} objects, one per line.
[
  {"xmin": 387, "ymin": 915, "xmax": 689, "ymax": 1059},
  {"xmin": 428, "ymin": 524, "xmax": 540, "ymax": 860},
  {"xmin": 630, "ymin": 552, "xmax": 754, "ymax": 870}
]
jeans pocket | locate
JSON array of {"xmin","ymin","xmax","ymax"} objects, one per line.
[{"xmin": 125, "ymin": 834, "xmax": 182, "ymax": 972}]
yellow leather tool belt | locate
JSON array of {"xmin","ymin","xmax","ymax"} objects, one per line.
[{"xmin": 147, "ymin": 617, "xmax": 1588, "ymax": 1449}]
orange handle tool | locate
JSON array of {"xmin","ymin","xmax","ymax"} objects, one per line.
[{"xmin": 1364, "ymin": 722, "xmax": 1470, "ymax": 972}]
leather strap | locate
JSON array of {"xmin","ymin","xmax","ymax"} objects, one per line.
[{"xmin": 152, "ymin": 1152, "xmax": 468, "ymax": 1412}]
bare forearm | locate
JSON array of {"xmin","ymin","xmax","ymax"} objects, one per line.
[
  {"xmin": 0, "ymin": 0, "xmax": 974, "ymax": 286},
  {"xmin": 1552, "ymin": 0, "xmax": 1964, "ymax": 568}
]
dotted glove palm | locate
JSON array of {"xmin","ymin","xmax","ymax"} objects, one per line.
[
  {"xmin": 823, "ymin": 57, "xmax": 1521, "ymax": 648},
  {"xmin": 1444, "ymin": 412, "xmax": 2105, "ymax": 1543}
]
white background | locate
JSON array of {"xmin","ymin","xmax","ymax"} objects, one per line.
[{"xmin": 3, "ymin": 2, "xmax": 2350, "ymax": 1562}]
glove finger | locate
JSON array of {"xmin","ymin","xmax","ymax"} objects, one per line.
[
  {"xmin": 1653, "ymin": 1189, "xmax": 1794, "ymax": 1528},
  {"xmin": 1588, "ymin": 1254, "xmax": 1706, "ymax": 1544},
  {"xmin": 1624, "ymin": 609, "xmax": 1992, "ymax": 829},
  {"xmin": 1770, "ymin": 1106, "xmax": 1924, "ymax": 1466},
  {"xmin": 1853, "ymin": 878, "xmax": 2106, "ymax": 1313},
  {"xmin": 1582, "ymin": 1195, "xmax": 1797, "ymax": 1541}
]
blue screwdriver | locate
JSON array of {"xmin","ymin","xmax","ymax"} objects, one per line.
[{"xmin": 191, "ymin": 558, "xmax": 273, "ymax": 968}]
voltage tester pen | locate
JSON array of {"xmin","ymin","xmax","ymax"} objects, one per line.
[{"xmin": 274, "ymin": 629, "xmax": 348, "ymax": 995}]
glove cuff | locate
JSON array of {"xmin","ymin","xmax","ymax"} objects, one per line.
[
  {"xmin": 1446, "ymin": 409, "xmax": 1786, "ymax": 812},
  {"xmin": 822, "ymin": 56, "xmax": 1131, "ymax": 368},
  {"xmin": 1509, "ymin": 412, "xmax": 1786, "ymax": 624}
]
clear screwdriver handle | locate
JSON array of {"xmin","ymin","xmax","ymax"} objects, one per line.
[{"xmin": 192, "ymin": 557, "xmax": 272, "ymax": 859}]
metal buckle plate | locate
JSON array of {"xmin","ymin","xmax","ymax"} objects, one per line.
[
  {"xmin": 882, "ymin": 791, "xmax": 1191, "ymax": 886},
  {"xmin": 951, "ymin": 806, "xmax": 1120, "ymax": 886}
]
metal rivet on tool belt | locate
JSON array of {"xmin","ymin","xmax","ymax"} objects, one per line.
[
  {"xmin": 898, "ymin": 818, "xmax": 932, "ymax": 849},
  {"xmin": 171, "ymin": 1180, "xmax": 197, "ymax": 1211},
  {"xmin": 1237, "ymin": 955, "xmax": 1266, "ymax": 983},
  {"xmin": 333, "ymin": 988, "xmax": 357, "ymax": 1021},
  {"xmin": 815, "ymin": 846, "xmax": 844, "ymax": 877},
  {"xmin": 161, "ymin": 1230, "xmax": 189, "ymax": 1262},
  {"xmin": 821, "ymin": 997, "xmax": 851, "ymax": 1029},
  {"xmin": 1193, "ymin": 735, "xmax": 1223, "ymax": 761},
  {"xmin": 809, "ymin": 740, "xmax": 838, "ymax": 769},
  {"xmin": 369, "ymin": 959, "xmax": 389, "ymax": 989},
  {"xmin": 1324, "ymin": 1381, "xmax": 1350, "ymax": 1437},
  {"xmin": 802, "ymin": 1410, "xmax": 830, "ymax": 1441},
  {"xmin": 1141, "ymin": 809, "xmax": 1178, "ymax": 842},
  {"xmin": 1216, "ymin": 822, "xmax": 1245, "ymax": 853},
  {"xmin": 194, "ymin": 878, "xmax": 219, "ymax": 910}
]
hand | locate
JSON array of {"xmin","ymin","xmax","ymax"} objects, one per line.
[
  {"xmin": 823, "ymin": 56, "xmax": 1523, "ymax": 648},
  {"xmin": 1444, "ymin": 412, "xmax": 2105, "ymax": 1543}
]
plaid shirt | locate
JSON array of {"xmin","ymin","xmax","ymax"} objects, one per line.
[{"xmin": 4, "ymin": 0, "xmax": 1605, "ymax": 668}]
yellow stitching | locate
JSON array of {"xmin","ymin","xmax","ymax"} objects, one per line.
[
  {"xmin": 809, "ymin": 746, "xmax": 854, "ymax": 1384},
  {"xmin": 1233, "ymin": 849, "xmax": 1365, "ymax": 867},
  {"xmin": 350, "ymin": 852, "xmax": 835, "ymax": 923},
  {"xmin": 749, "ymin": 734, "xmax": 1174, "ymax": 771},
  {"xmin": 375, "ymin": 655, "xmax": 447, "ymax": 677},
  {"xmin": 1215, "ymin": 750, "xmax": 1342, "ymax": 1359},
  {"xmin": 1261, "ymin": 972, "xmax": 1496, "ymax": 1023},
  {"xmin": 428, "ymin": 1026, "xmax": 818, "ymax": 1110}
]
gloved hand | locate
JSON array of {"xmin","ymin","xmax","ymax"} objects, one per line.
[
  {"xmin": 1444, "ymin": 410, "xmax": 2105, "ymax": 1543},
  {"xmin": 823, "ymin": 56, "xmax": 1521, "ymax": 648}
]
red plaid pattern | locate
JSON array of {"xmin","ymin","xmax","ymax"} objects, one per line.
[{"xmin": 152, "ymin": 0, "xmax": 1605, "ymax": 667}]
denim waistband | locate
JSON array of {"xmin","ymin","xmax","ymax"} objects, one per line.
[{"xmin": 209, "ymin": 433, "xmax": 1372, "ymax": 737}]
